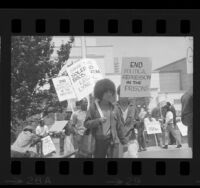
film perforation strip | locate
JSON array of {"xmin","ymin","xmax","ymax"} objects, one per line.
[
  {"xmin": 83, "ymin": 161, "xmax": 94, "ymax": 175},
  {"xmin": 132, "ymin": 20, "xmax": 143, "ymax": 33},
  {"xmin": 132, "ymin": 161, "xmax": 142, "ymax": 175},
  {"xmin": 180, "ymin": 20, "xmax": 191, "ymax": 34},
  {"xmin": 84, "ymin": 19, "xmax": 94, "ymax": 34},
  {"xmin": 156, "ymin": 20, "xmax": 167, "ymax": 34},
  {"xmin": 35, "ymin": 19, "xmax": 46, "ymax": 33},
  {"xmin": 107, "ymin": 161, "xmax": 118, "ymax": 175},
  {"xmin": 60, "ymin": 19, "xmax": 70, "ymax": 33},
  {"xmin": 180, "ymin": 161, "xmax": 190, "ymax": 176},
  {"xmin": 35, "ymin": 161, "xmax": 45, "ymax": 175},
  {"xmin": 11, "ymin": 160, "xmax": 191, "ymax": 176},
  {"xmin": 59, "ymin": 161, "xmax": 70, "ymax": 175},
  {"xmin": 156, "ymin": 161, "xmax": 166, "ymax": 176},
  {"xmin": 10, "ymin": 19, "xmax": 192, "ymax": 34}
]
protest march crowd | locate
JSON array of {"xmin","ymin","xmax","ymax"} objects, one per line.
[{"xmin": 10, "ymin": 78, "xmax": 193, "ymax": 158}]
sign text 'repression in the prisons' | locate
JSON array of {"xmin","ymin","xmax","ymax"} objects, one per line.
[{"xmin": 120, "ymin": 57, "xmax": 152, "ymax": 98}]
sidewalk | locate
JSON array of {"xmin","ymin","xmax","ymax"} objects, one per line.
[{"xmin": 137, "ymin": 144, "xmax": 192, "ymax": 158}]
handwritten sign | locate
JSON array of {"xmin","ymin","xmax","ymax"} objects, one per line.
[
  {"xmin": 120, "ymin": 57, "xmax": 152, "ymax": 98},
  {"xmin": 144, "ymin": 118, "xmax": 162, "ymax": 134},
  {"xmin": 42, "ymin": 136, "xmax": 56, "ymax": 156},
  {"xmin": 49, "ymin": 120, "xmax": 68, "ymax": 133},
  {"xmin": 86, "ymin": 58, "xmax": 104, "ymax": 84},
  {"xmin": 177, "ymin": 122, "xmax": 188, "ymax": 136},
  {"xmin": 52, "ymin": 76, "xmax": 76, "ymax": 101},
  {"xmin": 66, "ymin": 59, "xmax": 94, "ymax": 100}
]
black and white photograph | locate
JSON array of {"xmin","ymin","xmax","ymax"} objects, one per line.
[{"xmin": 10, "ymin": 36, "xmax": 193, "ymax": 158}]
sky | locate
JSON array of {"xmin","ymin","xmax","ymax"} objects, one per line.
[{"xmin": 52, "ymin": 36, "xmax": 190, "ymax": 70}]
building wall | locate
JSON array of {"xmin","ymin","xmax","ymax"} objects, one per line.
[
  {"xmin": 157, "ymin": 58, "xmax": 192, "ymax": 91},
  {"xmin": 159, "ymin": 72, "xmax": 181, "ymax": 92}
]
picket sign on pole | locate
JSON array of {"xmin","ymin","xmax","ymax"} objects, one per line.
[
  {"xmin": 52, "ymin": 76, "xmax": 76, "ymax": 102},
  {"xmin": 154, "ymin": 134, "xmax": 158, "ymax": 146},
  {"xmin": 120, "ymin": 57, "xmax": 152, "ymax": 98},
  {"xmin": 94, "ymin": 99, "xmax": 104, "ymax": 118},
  {"xmin": 69, "ymin": 100, "xmax": 74, "ymax": 113}
]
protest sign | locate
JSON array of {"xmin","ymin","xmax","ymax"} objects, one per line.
[
  {"xmin": 144, "ymin": 118, "xmax": 162, "ymax": 134},
  {"xmin": 66, "ymin": 59, "xmax": 94, "ymax": 100},
  {"xmin": 58, "ymin": 59, "xmax": 79, "ymax": 76},
  {"xmin": 42, "ymin": 136, "xmax": 56, "ymax": 156},
  {"xmin": 120, "ymin": 57, "xmax": 152, "ymax": 98},
  {"xmin": 49, "ymin": 120, "xmax": 68, "ymax": 133},
  {"xmin": 52, "ymin": 76, "xmax": 76, "ymax": 101},
  {"xmin": 86, "ymin": 58, "xmax": 104, "ymax": 84},
  {"xmin": 177, "ymin": 122, "xmax": 188, "ymax": 136}
]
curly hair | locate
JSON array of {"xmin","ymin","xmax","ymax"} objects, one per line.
[
  {"xmin": 117, "ymin": 85, "xmax": 121, "ymax": 96},
  {"xmin": 94, "ymin": 79, "xmax": 116, "ymax": 101}
]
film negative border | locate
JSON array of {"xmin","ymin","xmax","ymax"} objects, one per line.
[{"xmin": 0, "ymin": 9, "xmax": 199, "ymax": 185}]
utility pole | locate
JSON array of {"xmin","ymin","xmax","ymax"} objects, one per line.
[
  {"xmin": 81, "ymin": 37, "xmax": 91, "ymax": 108},
  {"xmin": 81, "ymin": 37, "xmax": 87, "ymax": 58}
]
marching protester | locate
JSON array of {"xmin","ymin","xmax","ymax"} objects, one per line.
[
  {"xmin": 181, "ymin": 88, "xmax": 193, "ymax": 149},
  {"xmin": 54, "ymin": 103, "xmax": 68, "ymax": 155},
  {"xmin": 135, "ymin": 105, "xmax": 147, "ymax": 152},
  {"xmin": 162, "ymin": 104, "xmax": 182, "ymax": 149},
  {"xmin": 11, "ymin": 126, "xmax": 41, "ymax": 158},
  {"xmin": 70, "ymin": 98, "xmax": 88, "ymax": 155},
  {"xmin": 166, "ymin": 102, "xmax": 177, "ymax": 145},
  {"xmin": 35, "ymin": 116, "xmax": 49, "ymax": 155},
  {"xmin": 84, "ymin": 79, "xmax": 128, "ymax": 158},
  {"xmin": 115, "ymin": 85, "xmax": 138, "ymax": 157},
  {"xmin": 144, "ymin": 108, "xmax": 163, "ymax": 148}
]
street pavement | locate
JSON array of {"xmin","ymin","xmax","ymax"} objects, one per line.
[
  {"xmin": 48, "ymin": 138, "xmax": 192, "ymax": 158},
  {"xmin": 137, "ymin": 144, "xmax": 192, "ymax": 158}
]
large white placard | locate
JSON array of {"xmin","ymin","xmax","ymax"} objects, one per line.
[
  {"xmin": 121, "ymin": 57, "xmax": 152, "ymax": 98},
  {"xmin": 66, "ymin": 59, "xmax": 94, "ymax": 100},
  {"xmin": 42, "ymin": 136, "xmax": 56, "ymax": 156},
  {"xmin": 86, "ymin": 58, "xmax": 104, "ymax": 84},
  {"xmin": 49, "ymin": 120, "xmax": 68, "ymax": 133},
  {"xmin": 144, "ymin": 118, "xmax": 162, "ymax": 134},
  {"xmin": 52, "ymin": 76, "xmax": 76, "ymax": 101},
  {"xmin": 177, "ymin": 122, "xmax": 188, "ymax": 136}
]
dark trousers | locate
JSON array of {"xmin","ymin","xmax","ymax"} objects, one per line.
[
  {"xmin": 188, "ymin": 125, "xmax": 192, "ymax": 148},
  {"xmin": 60, "ymin": 134, "xmax": 65, "ymax": 154},
  {"xmin": 137, "ymin": 128, "xmax": 146, "ymax": 149},
  {"xmin": 73, "ymin": 134, "xmax": 83, "ymax": 150},
  {"xmin": 94, "ymin": 137, "xmax": 119, "ymax": 158}
]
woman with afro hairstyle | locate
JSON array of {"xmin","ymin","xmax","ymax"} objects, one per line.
[{"xmin": 84, "ymin": 79, "xmax": 128, "ymax": 158}]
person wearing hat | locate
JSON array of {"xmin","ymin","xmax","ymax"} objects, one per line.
[
  {"xmin": 11, "ymin": 125, "xmax": 40, "ymax": 157},
  {"xmin": 35, "ymin": 116, "xmax": 49, "ymax": 155}
]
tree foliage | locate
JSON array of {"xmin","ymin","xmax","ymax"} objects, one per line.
[{"xmin": 11, "ymin": 36, "xmax": 74, "ymax": 133}]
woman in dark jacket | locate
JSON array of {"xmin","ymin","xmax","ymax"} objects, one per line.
[{"xmin": 84, "ymin": 79, "xmax": 128, "ymax": 158}]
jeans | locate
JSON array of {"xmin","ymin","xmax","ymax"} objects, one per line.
[
  {"xmin": 73, "ymin": 134, "xmax": 83, "ymax": 150},
  {"xmin": 155, "ymin": 133, "xmax": 163, "ymax": 146},
  {"xmin": 163, "ymin": 124, "xmax": 181, "ymax": 145},
  {"xmin": 60, "ymin": 134, "xmax": 65, "ymax": 154},
  {"xmin": 188, "ymin": 125, "xmax": 192, "ymax": 148},
  {"xmin": 137, "ymin": 129, "xmax": 146, "ymax": 149},
  {"xmin": 94, "ymin": 136, "xmax": 119, "ymax": 158}
]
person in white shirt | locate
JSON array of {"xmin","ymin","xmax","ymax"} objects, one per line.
[
  {"xmin": 35, "ymin": 118, "xmax": 49, "ymax": 154},
  {"xmin": 162, "ymin": 105, "xmax": 182, "ymax": 149}
]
